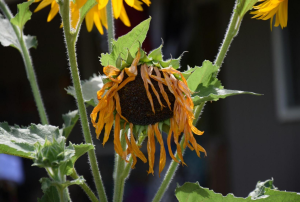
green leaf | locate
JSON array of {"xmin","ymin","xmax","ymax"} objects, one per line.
[
  {"xmin": 100, "ymin": 17, "xmax": 151, "ymax": 67},
  {"xmin": 71, "ymin": 143, "xmax": 94, "ymax": 164},
  {"xmin": 38, "ymin": 186, "xmax": 60, "ymax": 202},
  {"xmin": 65, "ymin": 74, "xmax": 103, "ymax": 107},
  {"xmin": 187, "ymin": 60, "xmax": 219, "ymax": 92},
  {"xmin": 60, "ymin": 110, "xmax": 79, "ymax": 138},
  {"xmin": 0, "ymin": 122, "xmax": 60, "ymax": 159},
  {"xmin": 237, "ymin": 0, "xmax": 259, "ymax": 18},
  {"xmin": 79, "ymin": 0, "xmax": 97, "ymax": 23},
  {"xmin": 248, "ymin": 179, "xmax": 276, "ymax": 200},
  {"xmin": 10, "ymin": 1, "xmax": 33, "ymax": 31},
  {"xmin": 192, "ymin": 86, "xmax": 260, "ymax": 106},
  {"xmin": 0, "ymin": 15, "xmax": 37, "ymax": 51},
  {"xmin": 175, "ymin": 180, "xmax": 300, "ymax": 202}
]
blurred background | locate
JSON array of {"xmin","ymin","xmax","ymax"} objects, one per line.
[{"xmin": 1, "ymin": 0, "xmax": 300, "ymax": 201}]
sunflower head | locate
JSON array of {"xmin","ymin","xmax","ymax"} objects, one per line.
[{"xmin": 91, "ymin": 18, "xmax": 206, "ymax": 176}]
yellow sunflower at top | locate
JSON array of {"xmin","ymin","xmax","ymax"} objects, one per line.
[
  {"xmin": 33, "ymin": 0, "xmax": 151, "ymax": 34},
  {"xmin": 251, "ymin": 0, "xmax": 288, "ymax": 29}
]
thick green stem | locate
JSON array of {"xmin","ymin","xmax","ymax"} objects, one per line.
[
  {"xmin": 214, "ymin": 0, "xmax": 242, "ymax": 67},
  {"xmin": 70, "ymin": 169, "xmax": 99, "ymax": 202},
  {"xmin": 152, "ymin": 103, "xmax": 205, "ymax": 202},
  {"xmin": 0, "ymin": 0, "xmax": 49, "ymax": 125},
  {"xmin": 106, "ymin": 0, "xmax": 115, "ymax": 52},
  {"xmin": 59, "ymin": 1, "xmax": 107, "ymax": 202},
  {"xmin": 113, "ymin": 133, "xmax": 126, "ymax": 202}
]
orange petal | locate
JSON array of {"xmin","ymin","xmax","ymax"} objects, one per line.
[
  {"xmin": 125, "ymin": 49, "xmax": 140, "ymax": 77},
  {"xmin": 103, "ymin": 65, "xmax": 121, "ymax": 77},
  {"xmin": 114, "ymin": 92, "xmax": 129, "ymax": 122},
  {"xmin": 153, "ymin": 67, "xmax": 171, "ymax": 110},
  {"xmin": 141, "ymin": 65, "xmax": 155, "ymax": 113},
  {"xmin": 147, "ymin": 125, "xmax": 155, "ymax": 175},
  {"xmin": 167, "ymin": 119, "xmax": 179, "ymax": 163},
  {"xmin": 47, "ymin": 1, "xmax": 59, "ymax": 22},
  {"xmin": 154, "ymin": 123, "xmax": 166, "ymax": 177},
  {"xmin": 34, "ymin": 0, "xmax": 53, "ymax": 12},
  {"xmin": 130, "ymin": 123, "xmax": 147, "ymax": 163},
  {"xmin": 125, "ymin": 134, "xmax": 137, "ymax": 168},
  {"xmin": 114, "ymin": 114, "xmax": 125, "ymax": 158}
]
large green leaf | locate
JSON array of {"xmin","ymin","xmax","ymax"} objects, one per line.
[
  {"xmin": 175, "ymin": 180, "xmax": 300, "ymax": 202},
  {"xmin": 10, "ymin": 1, "xmax": 33, "ymax": 31},
  {"xmin": 0, "ymin": 122, "xmax": 60, "ymax": 159},
  {"xmin": 60, "ymin": 110, "xmax": 79, "ymax": 138},
  {"xmin": 65, "ymin": 74, "xmax": 103, "ymax": 107},
  {"xmin": 0, "ymin": 14, "xmax": 37, "ymax": 51},
  {"xmin": 192, "ymin": 85, "xmax": 260, "ymax": 106},
  {"xmin": 100, "ymin": 17, "xmax": 151, "ymax": 67}
]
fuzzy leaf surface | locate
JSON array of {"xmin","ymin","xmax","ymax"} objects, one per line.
[
  {"xmin": 38, "ymin": 186, "xmax": 60, "ymax": 202},
  {"xmin": 175, "ymin": 180, "xmax": 300, "ymax": 202},
  {"xmin": 61, "ymin": 110, "xmax": 79, "ymax": 138},
  {"xmin": 0, "ymin": 15, "xmax": 37, "ymax": 50},
  {"xmin": 71, "ymin": 143, "xmax": 94, "ymax": 164},
  {"xmin": 0, "ymin": 122, "xmax": 60, "ymax": 159},
  {"xmin": 10, "ymin": 1, "xmax": 33, "ymax": 31},
  {"xmin": 100, "ymin": 17, "xmax": 151, "ymax": 67},
  {"xmin": 66, "ymin": 74, "xmax": 103, "ymax": 106}
]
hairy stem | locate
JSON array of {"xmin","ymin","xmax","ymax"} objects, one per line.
[
  {"xmin": 214, "ymin": 0, "xmax": 242, "ymax": 67},
  {"xmin": 70, "ymin": 169, "xmax": 99, "ymax": 202},
  {"xmin": 152, "ymin": 103, "xmax": 205, "ymax": 202},
  {"xmin": 0, "ymin": 0, "xmax": 49, "ymax": 125},
  {"xmin": 59, "ymin": 1, "xmax": 107, "ymax": 201},
  {"xmin": 106, "ymin": 0, "xmax": 115, "ymax": 52}
]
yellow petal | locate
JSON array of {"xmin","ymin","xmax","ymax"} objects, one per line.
[
  {"xmin": 141, "ymin": 0, "xmax": 151, "ymax": 6},
  {"xmin": 119, "ymin": 4, "xmax": 131, "ymax": 27},
  {"xmin": 70, "ymin": 1, "xmax": 80, "ymax": 29},
  {"xmin": 125, "ymin": 0, "xmax": 134, "ymax": 7},
  {"xmin": 112, "ymin": 0, "xmax": 123, "ymax": 19},
  {"xmin": 34, "ymin": 0, "xmax": 53, "ymax": 12},
  {"xmin": 132, "ymin": 0, "xmax": 143, "ymax": 11},
  {"xmin": 94, "ymin": 9, "xmax": 104, "ymax": 35},
  {"xmin": 85, "ymin": 7, "xmax": 95, "ymax": 32},
  {"xmin": 47, "ymin": 1, "xmax": 59, "ymax": 22},
  {"xmin": 98, "ymin": 0, "xmax": 109, "ymax": 10}
]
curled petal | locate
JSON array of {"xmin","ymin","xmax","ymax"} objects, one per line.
[{"xmin": 154, "ymin": 123, "xmax": 166, "ymax": 177}]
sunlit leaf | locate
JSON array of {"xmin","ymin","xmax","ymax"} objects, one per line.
[
  {"xmin": 10, "ymin": 1, "xmax": 33, "ymax": 31},
  {"xmin": 100, "ymin": 17, "xmax": 151, "ymax": 67}
]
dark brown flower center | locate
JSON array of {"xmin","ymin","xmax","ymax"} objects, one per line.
[{"xmin": 118, "ymin": 66, "xmax": 175, "ymax": 125}]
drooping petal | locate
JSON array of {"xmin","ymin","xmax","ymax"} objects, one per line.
[
  {"xmin": 147, "ymin": 125, "xmax": 156, "ymax": 175},
  {"xmin": 130, "ymin": 124, "xmax": 147, "ymax": 163},
  {"xmin": 153, "ymin": 67, "xmax": 171, "ymax": 110},
  {"xmin": 125, "ymin": 132, "xmax": 137, "ymax": 168},
  {"xmin": 125, "ymin": 0, "xmax": 134, "ymax": 7},
  {"xmin": 167, "ymin": 119, "xmax": 179, "ymax": 163},
  {"xmin": 154, "ymin": 123, "xmax": 166, "ymax": 177},
  {"xmin": 141, "ymin": 64, "xmax": 155, "ymax": 113},
  {"xmin": 85, "ymin": 7, "xmax": 95, "ymax": 32},
  {"xmin": 47, "ymin": 1, "xmax": 59, "ymax": 22},
  {"xmin": 94, "ymin": 9, "xmax": 104, "ymax": 35},
  {"xmin": 133, "ymin": 0, "xmax": 143, "ymax": 11},
  {"xmin": 34, "ymin": 0, "xmax": 53, "ymax": 12},
  {"xmin": 114, "ymin": 92, "xmax": 129, "ymax": 122},
  {"xmin": 98, "ymin": 0, "xmax": 109, "ymax": 9},
  {"xmin": 119, "ymin": 4, "xmax": 131, "ymax": 27},
  {"xmin": 114, "ymin": 114, "xmax": 125, "ymax": 158},
  {"xmin": 112, "ymin": 0, "xmax": 123, "ymax": 19}
]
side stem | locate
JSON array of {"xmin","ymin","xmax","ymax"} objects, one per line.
[
  {"xmin": 59, "ymin": 1, "xmax": 107, "ymax": 202},
  {"xmin": 106, "ymin": 0, "xmax": 115, "ymax": 52},
  {"xmin": 152, "ymin": 103, "xmax": 205, "ymax": 202},
  {"xmin": 214, "ymin": 0, "xmax": 242, "ymax": 67},
  {"xmin": 0, "ymin": 0, "xmax": 49, "ymax": 125}
]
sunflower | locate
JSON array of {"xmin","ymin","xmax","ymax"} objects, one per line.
[
  {"xmin": 90, "ymin": 49, "xmax": 207, "ymax": 176},
  {"xmin": 251, "ymin": 0, "xmax": 288, "ymax": 29},
  {"xmin": 33, "ymin": 0, "xmax": 151, "ymax": 34}
]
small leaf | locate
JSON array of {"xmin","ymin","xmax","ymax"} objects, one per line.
[
  {"xmin": 38, "ymin": 186, "xmax": 60, "ymax": 202},
  {"xmin": 100, "ymin": 17, "xmax": 151, "ymax": 67},
  {"xmin": 66, "ymin": 74, "xmax": 103, "ymax": 106},
  {"xmin": 79, "ymin": 0, "xmax": 97, "ymax": 23},
  {"xmin": 192, "ymin": 86, "xmax": 260, "ymax": 106},
  {"xmin": 159, "ymin": 56, "xmax": 181, "ymax": 69},
  {"xmin": 0, "ymin": 15, "xmax": 37, "ymax": 51},
  {"xmin": 61, "ymin": 110, "xmax": 79, "ymax": 138},
  {"xmin": 10, "ymin": 1, "xmax": 33, "ymax": 31},
  {"xmin": 0, "ymin": 122, "xmax": 60, "ymax": 159},
  {"xmin": 70, "ymin": 143, "xmax": 94, "ymax": 164}
]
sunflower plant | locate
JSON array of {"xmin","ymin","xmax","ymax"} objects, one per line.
[{"xmin": 0, "ymin": 0, "xmax": 299, "ymax": 201}]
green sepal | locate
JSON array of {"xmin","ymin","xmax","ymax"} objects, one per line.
[
  {"xmin": 0, "ymin": 14, "xmax": 38, "ymax": 51},
  {"xmin": 148, "ymin": 44, "xmax": 163, "ymax": 62},
  {"xmin": 10, "ymin": 1, "xmax": 33, "ymax": 31},
  {"xmin": 60, "ymin": 110, "xmax": 79, "ymax": 138},
  {"xmin": 100, "ymin": 17, "xmax": 151, "ymax": 67},
  {"xmin": 125, "ymin": 48, "xmax": 134, "ymax": 65},
  {"xmin": 116, "ymin": 54, "xmax": 123, "ymax": 69},
  {"xmin": 66, "ymin": 74, "xmax": 103, "ymax": 107},
  {"xmin": 159, "ymin": 56, "xmax": 181, "ymax": 69}
]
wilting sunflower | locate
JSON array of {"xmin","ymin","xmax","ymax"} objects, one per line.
[
  {"xmin": 33, "ymin": 0, "xmax": 151, "ymax": 34},
  {"xmin": 251, "ymin": 0, "xmax": 288, "ymax": 29},
  {"xmin": 90, "ymin": 49, "xmax": 206, "ymax": 175}
]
